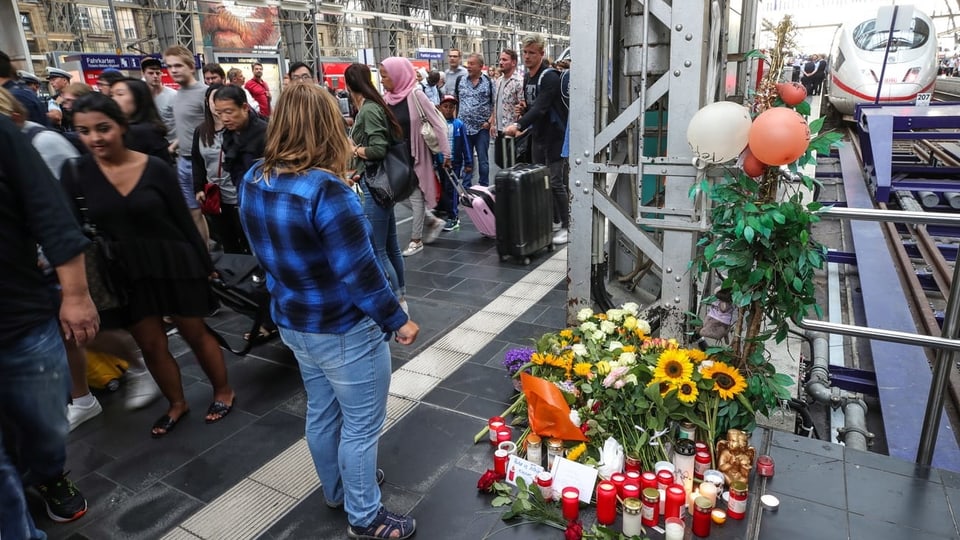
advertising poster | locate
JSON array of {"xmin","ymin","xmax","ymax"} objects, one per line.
[
  {"xmin": 215, "ymin": 55, "xmax": 281, "ymax": 110},
  {"xmin": 199, "ymin": 0, "xmax": 281, "ymax": 52}
]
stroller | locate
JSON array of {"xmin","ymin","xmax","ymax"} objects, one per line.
[{"xmin": 208, "ymin": 252, "xmax": 276, "ymax": 355}]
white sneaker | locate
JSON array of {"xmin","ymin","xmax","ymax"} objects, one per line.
[
  {"xmin": 423, "ymin": 218, "xmax": 444, "ymax": 244},
  {"xmin": 67, "ymin": 398, "xmax": 102, "ymax": 431},
  {"xmin": 552, "ymin": 228, "xmax": 569, "ymax": 245},
  {"xmin": 552, "ymin": 222, "xmax": 561, "ymax": 232},
  {"xmin": 402, "ymin": 241, "xmax": 423, "ymax": 257},
  {"xmin": 124, "ymin": 370, "xmax": 162, "ymax": 410}
]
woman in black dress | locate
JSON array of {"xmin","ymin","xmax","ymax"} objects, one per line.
[
  {"xmin": 109, "ymin": 78, "xmax": 172, "ymax": 164},
  {"xmin": 61, "ymin": 93, "xmax": 235, "ymax": 438}
]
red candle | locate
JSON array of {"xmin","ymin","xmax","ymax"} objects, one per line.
[
  {"xmin": 640, "ymin": 471, "xmax": 657, "ymax": 492},
  {"xmin": 641, "ymin": 488, "xmax": 660, "ymax": 527},
  {"xmin": 692, "ymin": 496, "xmax": 712, "ymax": 537},
  {"xmin": 596, "ymin": 482, "xmax": 617, "ymax": 525},
  {"xmin": 656, "ymin": 470, "xmax": 674, "ymax": 490},
  {"xmin": 624, "ymin": 455, "xmax": 642, "ymax": 473},
  {"xmin": 561, "ymin": 487, "xmax": 580, "ymax": 521},
  {"xmin": 493, "ymin": 449, "xmax": 509, "ymax": 475},
  {"xmin": 694, "ymin": 451, "xmax": 712, "ymax": 480},
  {"xmin": 664, "ymin": 485, "xmax": 685, "ymax": 519},
  {"xmin": 622, "ymin": 483, "xmax": 640, "ymax": 501},
  {"xmin": 695, "ymin": 441, "xmax": 708, "ymax": 454},
  {"xmin": 496, "ymin": 426, "xmax": 512, "ymax": 445},
  {"xmin": 610, "ymin": 473, "xmax": 627, "ymax": 498},
  {"xmin": 488, "ymin": 417, "xmax": 505, "ymax": 444}
]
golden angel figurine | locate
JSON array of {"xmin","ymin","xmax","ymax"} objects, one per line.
[{"xmin": 716, "ymin": 429, "xmax": 756, "ymax": 485}]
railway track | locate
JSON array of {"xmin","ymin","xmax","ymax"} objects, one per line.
[{"xmin": 845, "ymin": 128, "xmax": 960, "ymax": 429}]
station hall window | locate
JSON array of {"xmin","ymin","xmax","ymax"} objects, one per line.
[{"xmin": 21, "ymin": 12, "xmax": 33, "ymax": 32}]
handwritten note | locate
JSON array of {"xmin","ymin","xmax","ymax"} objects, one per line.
[
  {"xmin": 550, "ymin": 457, "xmax": 599, "ymax": 504},
  {"xmin": 505, "ymin": 455, "xmax": 545, "ymax": 487}
]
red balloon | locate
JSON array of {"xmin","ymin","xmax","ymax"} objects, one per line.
[
  {"xmin": 776, "ymin": 82, "xmax": 807, "ymax": 106},
  {"xmin": 747, "ymin": 108, "xmax": 810, "ymax": 166},
  {"xmin": 741, "ymin": 149, "xmax": 768, "ymax": 177}
]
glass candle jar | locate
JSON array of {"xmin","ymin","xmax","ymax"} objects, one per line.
[
  {"xmin": 727, "ymin": 481, "xmax": 748, "ymax": 520},
  {"xmin": 639, "ymin": 471, "xmax": 656, "ymax": 492},
  {"xmin": 496, "ymin": 426, "xmax": 512, "ymax": 446},
  {"xmin": 547, "ymin": 438, "xmax": 564, "ymax": 470},
  {"xmin": 561, "ymin": 487, "xmax": 580, "ymax": 521},
  {"xmin": 664, "ymin": 516, "xmax": 685, "ymax": 540},
  {"xmin": 493, "ymin": 449, "xmax": 509, "ymax": 475},
  {"xmin": 624, "ymin": 455, "xmax": 642, "ymax": 473},
  {"xmin": 656, "ymin": 469, "xmax": 674, "ymax": 490},
  {"xmin": 622, "ymin": 483, "xmax": 640, "ymax": 501},
  {"xmin": 678, "ymin": 421, "xmax": 697, "ymax": 440},
  {"xmin": 535, "ymin": 471, "xmax": 553, "ymax": 501},
  {"xmin": 525, "ymin": 434, "xmax": 542, "ymax": 466},
  {"xmin": 622, "ymin": 498, "xmax": 643, "ymax": 537},
  {"xmin": 610, "ymin": 472, "xmax": 627, "ymax": 499},
  {"xmin": 641, "ymin": 487, "xmax": 660, "ymax": 527},
  {"xmin": 703, "ymin": 469, "xmax": 725, "ymax": 492},
  {"xmin": 596, "ymin": 481, "xmax": 617, "ymax": 525},
  {"xmin": 664, "ymin": 484, "xmax": 685, "ymax": 519},
  {"xmin": 692, "ymin": 496, "xmax": 713, "ymax": 537},
  {"xmin": 488, "ymin": 420, "xmax": 504, "ymax": 444},
  {"xmin": 699, "ymin": 480, "xmax": 718, "ymax": 507},
  {"xmin": 498, "ymin": 441, "xmax": 517, "ymax": 455},
  {"xmin": 672, "ymin": 439, "xmax": 696, "ymax": 494}
]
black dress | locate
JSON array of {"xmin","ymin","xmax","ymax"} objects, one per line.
[{"xmin": 61, "ymin": 154, "xmax": 215, "ymax": 328}]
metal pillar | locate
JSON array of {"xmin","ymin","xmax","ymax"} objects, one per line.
[
  {"xmin": 40, "ymin": 0, "xmax": 84, "ymax": 51},
  {"xmin": 281, "ymin": 8, "xmax": 319, "ymax": 65},
  {"xmin": 145, "ymin": 0, "xmax": 197, "ymax": 51},
  {"xmin": 3, "ymin": 0, "xmax": 32, "ymax": 63},
  {"xmin": 568, "ymin": 0, "xmax": 713, "ymax": 334}
]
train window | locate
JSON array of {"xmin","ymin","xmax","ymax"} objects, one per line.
[{"xmin": 852, "ymin": 17, "xmax": 929, "ymax": 51}]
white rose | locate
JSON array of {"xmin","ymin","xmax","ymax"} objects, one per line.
[
  {"xmin": 637, "ymin": 319, "xmax": 652, "ymax": 335},
  {"xmin": 600, "ymin": 320, "xmax": 617, "ymax": 335},
  {"xmin": 619, "ymin": 351, "xmax": 637, "ymax": 365},
  {"xmin": 605, "ymin": 309, "xmax": 625, "ymax": 322},
  {"xmin": 607, "ymin": 341, "xmax": 624, "ymax": 351},
  {"xmin": 569, "ymin": 409, "xmax": 581, "ymax": 426},
  {"xmin": 699, "ymin": 360, "xmax": 715, "ymax": 372},
  {"xmin": 572, "ymin": 343, "xmax": 588, "ymax": 357},
  {"xmin": 577, "ymin": 308, "xmax": 594, "ymax": 322},
  {"xmin": 580, "ymin": 321, "xmax": 597, "ymax": 333},
  {"xmin": 622, "ymin": 302, "xmax": 640, "ymax": 315},
  {"xmin": 592, "ymin": 330, "xmax": 606, "ymax": 342}
]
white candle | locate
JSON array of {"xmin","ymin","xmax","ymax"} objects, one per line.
[
  {"xmin": 664, "ymin": 518, "xmax": 685, "ymax": 540},
  {"xmin": 699, "ymin": 482, "xmax": 718, "ymax": 507}
]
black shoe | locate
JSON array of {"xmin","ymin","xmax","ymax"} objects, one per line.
[{"xmin": 36, "ymin": 473, "xmax": 87, "ymax": 523}]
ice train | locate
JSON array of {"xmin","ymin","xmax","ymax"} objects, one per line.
[{"xmin": 827, "ymin": 7, "xmax": 938, "ymax": 115}]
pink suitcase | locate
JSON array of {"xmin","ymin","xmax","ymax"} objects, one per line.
[{"xmin": 448, "ymin": 169, "xmax": 496, "ymax": 238}]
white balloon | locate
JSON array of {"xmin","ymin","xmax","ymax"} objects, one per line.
[{"xmin": 686, "ymin": 101, "xmax": 753, "ymax": 164}]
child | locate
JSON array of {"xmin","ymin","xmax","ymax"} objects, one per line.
[{"xmin": 435, "ymin": 95, "xmax": 472, "ymax": 231}]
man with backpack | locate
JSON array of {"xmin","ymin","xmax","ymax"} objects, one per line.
[
  {"xmin": 454, "ymin": 53, "xmax": 495, "ymax": 187},
  {"xmin": 503, "ymin": 35, "xmax": 570, "ymax": 245}
]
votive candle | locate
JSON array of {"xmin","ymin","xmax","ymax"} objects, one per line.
[
  {"xmin": 488, "ymin": 418, "xmax": 504, "ymax": 443},
  {"xmin": 692, "ymin": 496, "xmax": 713, "ymax": 537},
  {"xmin": 493, "ymin": 449, "xmax": 509, "ymax": 475},
  {"xmin": 699, "ymin": 481, "xmax": 718, "ymax": 507},
  {"xmin": 496, "ymin": 426, "xmax": 512, "ymax": 446},
  {"xmin": 664, "ymin": 517, "xmax": 685, "ymax": 540},
  {"xmin": 664, "ymin": 485, "xmax": 686, "ymax": 519},
  {"xmin": 622, "ymin": 498, "xmax": 643, "ymax": 536},
  {"xmin": 622, "ymin": 483, "xmax": 640, "ymax": 501},
  {"xmin": 596, "ymin": 482, "xmax": 617, "ymax": 525},
  {"xmin": 610, "ymin": 473, "xmax": 627, "ymax": 498},
  {"xmin": 640, "ymin": 471, "xmax": 657, "ymax": 492},
  {"xmin": 561, "ymin": 487, "xmax": 580, "ymax": 521}
]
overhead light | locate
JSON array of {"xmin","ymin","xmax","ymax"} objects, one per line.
[{"xmin": 490, "ymin": 5, "xmax": 509, "ymax": 13}]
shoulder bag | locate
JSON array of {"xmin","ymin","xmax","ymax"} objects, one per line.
[
  {"xmin": 68, "ymin": 158, "xmax": 129, "ymax": 312},
  {"xmin": 412, "ymin": 91, "xmax": 443, "ymax": 154},
  {"xmin": 363, "ymin": 141, "xmax": 417, "ymax": 209},
  {"xmin": 201, "ymin": 149, "xmax": 223, "ymax": 216}
]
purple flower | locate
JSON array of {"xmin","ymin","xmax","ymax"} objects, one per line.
[{"xmin": 503, "ymin": 347, "xmax": 535, "ymax": 376}]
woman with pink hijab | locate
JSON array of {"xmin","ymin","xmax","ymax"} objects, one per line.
[{"xmin": 379, "ymin": 57, "xmax": 451, "ymax": 257}]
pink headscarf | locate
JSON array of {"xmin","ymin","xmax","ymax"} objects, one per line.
[{"xmin": 381, "ymin": 57, "xmax": 417, "ymax": 106}]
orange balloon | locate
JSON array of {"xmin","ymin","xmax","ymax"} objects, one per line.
[
  {"xmin": 776, "ymin": 82, "xmax": 807, "ymax": 106},
  {"xmin": 747, "ymin": 108, "xmax": 810, "ymax": 166},
  {"xmin": 741, "ymin": 148, "xmax": 768, "ymax": 177}
]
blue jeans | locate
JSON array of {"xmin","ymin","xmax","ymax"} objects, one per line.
[
  {"xmin": 177, "ymin": 156, "xmax": 200, "ymax": 210},
  {"xmin": 278, "ymin": 317, "xmax": 392, "ymax": 528},
  {"xmin": 463, "ymin": 129, "xmax": 491, "ymax": 187},
  {"xmin": 361, "ymin": 180, "xmax": 405, "ymax": 296},
  {"xmin": 0, "ymin": 318, "xmax": 71, "ymax": 540},
  {"xmin": 436, "ymin": 165, "xmax": 460, "ymax": 220}
]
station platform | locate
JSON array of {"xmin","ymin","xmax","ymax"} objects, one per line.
[{"xmin": 36, "ymin": 170, "xmax": 960, "ymax": 539}]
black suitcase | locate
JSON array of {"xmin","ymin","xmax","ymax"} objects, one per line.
[
  {"xmin": 207, "ymin": 252, "xmax": 276, "ymax": 355},
  {"xmin": 494, "ymin": 132, "xmax": 531, "ymax": 169},
  {"xmin": 494, "ymin": 163, "xmax": 554, "ymax": 265}
]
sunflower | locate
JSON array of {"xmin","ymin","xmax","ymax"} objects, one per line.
[
  {"xmin": 566, "ymin": 442, "xmax": 587, "ymax": 462},
  {"xmin": 531, "ymin": 352, "xmax": 549, "ymax": 366},
  {"xmin": 648, "ymin": 377, "xmax": 678, "ymax": 397},
  {"xmin": 560, "ymin": 329, "xmax": 574, "ymax": 340},
  {"xmin": 686, "ymin": 349, "xmax": 708, "ymax": 363},
  {"xmin": 701, "ymin": 361, "xmax": 747, "ymax": 400},
  {"xmin": 573, "ymin": 362, "xmax": 593, "ymax": 378},
  {"xmin": 677, "ymin": 380, "xmax": 699, "ymax": 404},
  {"xmin": 653, "ymin": 349, "xmax": 694, "ymax": 383}
]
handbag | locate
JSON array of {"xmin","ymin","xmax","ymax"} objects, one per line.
[
  {"xmin": 413, "ymin": 91, "xmax": 443, "ymax": 154},
  {"xmin": 363, "ymin": 141, "xmax": 417, "ymax": 208},
  {"xmin": 201, "ymin": 150, "xmax": 223, "ymax": 215},
  {"xmin": 68, "ymin": 158, "xmax": 128, "ymax": 312}
]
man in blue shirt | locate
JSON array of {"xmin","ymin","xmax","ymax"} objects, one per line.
[
  {"xmin": 454, "ymin": 53, "xmax": 495, "ymax": 187},
  {"xmin": 0, "ymin": 51, "xmax": 48, "ymax": 126}
]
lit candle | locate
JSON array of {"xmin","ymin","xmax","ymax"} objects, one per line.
[
  {"xmin": 561, "ymin": 487, "xmax": 580, "ymax": 521},
  {"xmin": 673, "ymin": 439, "xmax": 696, "ymax": 494},
  {"xmin": 610, "ymin": 473, "xmax": 627, "ymax": 499},
  {"xmin": 497, "ymin": 441, "xmax": 517, "ymax": 455},
  {"xmin": 664, "ymin": 485, "xmax": 686, "ymax": 519},
  {"xmin": 622, "ymin": 483, "xmax": 640, "ymax": 501},
  {"xmin": 596, "ymin": 482, "xmax": 617, "ymax": 525},
  {"xmin": 656, "ymin": 470, "xmax": 674, "ymax": 490},
  {"xmin": 488, "ymin": 418, "xmax": 504, "ymax": 443},
  {"xmin": 699, "ymin": 481, "xmax": 718, "ymax": 507},
  {"xmin": 493, "ymin": 449, "xmax": 509, "ymax": 475},
  {"xmin": 664, "ymin": 516, "xmax": 685, "ymax": 540},
  {"xmin": 496, "ymin": 426, "xmax": 512, "ymax": 446},
  {"xmin": 535, "ymin": 471, "xmax": 553, "ymax": 501},
  {"xmin": 639, "ymin": 471, "xmax": 657, "ymax": 492},
  {"xmin": 711, "ymin": 508, "xmax": 727, "ymax": 525},
  {"xmin": 687, "ymin": 489, "xmax": 701, "ymax": 510}
]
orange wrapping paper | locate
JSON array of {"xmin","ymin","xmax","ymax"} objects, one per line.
[{"xmin": 521, "ymin": 372, "xmax": 588, "ymax": 442}]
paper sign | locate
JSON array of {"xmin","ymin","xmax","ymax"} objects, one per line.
[
  {"xmin": 549, "ymin": 457, "xmax": 599, "ymax": 504},
  {"xmin": 916, "ymin": 93, "xmax": 932, "ymax": 107},
  {"xmin": 505, "ymin": 455, "xmax": 545, "ymax": 487}
]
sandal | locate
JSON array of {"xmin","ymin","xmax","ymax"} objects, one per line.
[
  {"xmin": 243, "ymin": 326, "xmax": 278, "ymax": 342},
  {"xmin": 347, "ymin": 506, "xmax": 416, "ymax": 539},
  {"xmin": 205, "ymin": 398, "xmax": 235, "ymax": 424},
  {"xmin": 151, "ymin": 410, "xmax": 189, "ymax": 439}
]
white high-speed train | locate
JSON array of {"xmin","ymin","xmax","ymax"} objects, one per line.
[{"xmin": 826, "ymin": 7, "xmax": 938, "ymax": 115}]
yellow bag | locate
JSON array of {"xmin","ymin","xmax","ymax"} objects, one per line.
[{"xmin": 85, "ymin": 351, "xmax": 129, "ymax": 391}]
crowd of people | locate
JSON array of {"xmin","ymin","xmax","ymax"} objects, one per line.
[{"xmin": 0, "ymin": 34, "xmax": 570, "ymax": 540}]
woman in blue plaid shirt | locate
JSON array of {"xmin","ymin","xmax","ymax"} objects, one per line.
[{"xmin": 238, "ymin": 84, "xmax": 420, "ymax": 540}]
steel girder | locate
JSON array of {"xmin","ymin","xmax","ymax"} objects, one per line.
[{"xmin": 281, "ymin": 8, "xmax": 319, "ymax": 65}]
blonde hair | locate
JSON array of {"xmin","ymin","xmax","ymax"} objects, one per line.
[
  {"xmin": 63, "ymin": 82, "xmax": 93, "ymax": 98},
  {"xmin": 163, "ymin": 45, "xmax": 195, "ymax": 68},
  {"xmin": 0, "ymin": 86, "xmax": 26, "ymax": 118},
  {"xmin": 522, "ymin": 35, "xmax": 546, "ymax": 53},
  {"xmin": 260, "ymin": 84, "xmax": 351, "ymax": 180}
]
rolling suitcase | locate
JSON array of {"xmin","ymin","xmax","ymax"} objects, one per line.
[
  {"xmin": 449, "ymin": 168, "xmax": 497, "ymax": 238},
  {"xmin": 494, "ymin": 163, "xmax": 554, "ymax": 265}
]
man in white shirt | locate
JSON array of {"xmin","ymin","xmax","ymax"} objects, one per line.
[
  {"xmin": 226, "ymin": 68, "xmax": 261, "ymax": 114},
  {"xmin": 141, "ymin": 57, "xmax": 177, "ymax": 143}
]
